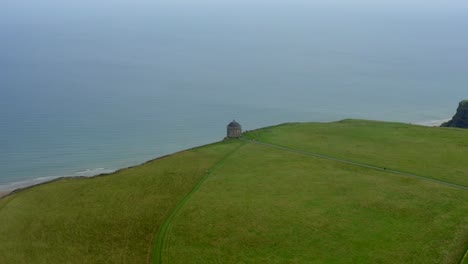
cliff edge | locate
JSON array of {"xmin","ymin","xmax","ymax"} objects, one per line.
[{"xmin": 441, "ymin": 100, "xmax": 468, "ymax": 128}]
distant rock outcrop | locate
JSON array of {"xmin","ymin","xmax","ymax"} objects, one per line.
[{"xmin": 441, "ymin": 100, "xmax": 468, "ymax": 128}]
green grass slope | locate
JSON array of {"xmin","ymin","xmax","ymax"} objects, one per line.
[
  {"xmin": 0, "ymin": 120, "xmax": 467, "ymax": 263},
  {"xmin": 244, "ymin": 119, "xmax": 468, "ymax": 187},
  {"xmin": 164, "ymin": 143, "xmax": 467, "ymax": 264},
  {"xmin": 0, "ymin": 141, "xmax": 243, "ymax": 264}
]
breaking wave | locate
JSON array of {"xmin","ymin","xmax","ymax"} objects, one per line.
[{"xmin": 0, "ymin": 168, "xmax": 116, "ymax": 193}]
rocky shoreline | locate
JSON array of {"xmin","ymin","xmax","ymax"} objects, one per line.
[{"xmin": 441, "ymin": 100, "xmax": 468, "ymax": 128}]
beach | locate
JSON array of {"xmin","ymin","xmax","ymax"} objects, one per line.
[{"xmin": 0, "ymin": 190, "xmax": 10, "ymax": 198}]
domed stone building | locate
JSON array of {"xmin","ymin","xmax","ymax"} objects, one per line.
[{"xmin": 227, "ymin": 120, "xmax": 242, "ymax": 138}]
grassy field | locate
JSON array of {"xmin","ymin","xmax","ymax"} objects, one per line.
[
  {"xmin": 244, "ymin": 119, "xmax": 468, "ymax": 187},
  {"xmin": 164, "ymin": 143, "xmax": 467, "ymax": 264},
  {"xmin": 0, "ymin": 141, "xmax": 243, "ymax": 263},
  {"xmin": 0, "ymin": 120, "xmax": 467, "ymax": 263}
]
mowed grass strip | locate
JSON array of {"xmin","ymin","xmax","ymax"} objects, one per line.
[
  {"xmin": 0, "ymin": 140, "xmax": 243, "ymax": 264},
  {"xmin": 244, "ymin": 119, "xmax": 468, "ymax": 187},
  {"xmin": 164, "ymin": 143, "xmax": 468, "ymax": 264}
]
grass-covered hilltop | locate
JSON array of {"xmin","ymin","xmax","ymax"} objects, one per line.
[{"xmin": 0, "ymin": 119, "xmax": 467, "ymax": 264}]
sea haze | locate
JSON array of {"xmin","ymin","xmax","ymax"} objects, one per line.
[{"xmin": 1, "ymin": 0, "xmax": 467, "ymax": 189}]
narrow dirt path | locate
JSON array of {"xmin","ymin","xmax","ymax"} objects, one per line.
[
  {"xmin": 151, "ymin": 141, "xmax": 246, "ymax": 264},
  {"xmin": 242, "ymin": 139, "xmax": 468, "ymax": 191}
]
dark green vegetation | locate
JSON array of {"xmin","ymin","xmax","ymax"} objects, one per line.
[
  {"xmin": 1, "ymin": 120, "xmax": 467, "ymax": 263},
  {"xmin": 442, "ymin": 100, "xmax": 468, "ymax": 128}
]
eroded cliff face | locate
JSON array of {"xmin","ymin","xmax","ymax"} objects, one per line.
[{"xmin": 441, "ymin": 100, "xmax": 468, "ymax": 128}]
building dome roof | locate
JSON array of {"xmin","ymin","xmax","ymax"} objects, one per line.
[{"xmin": 228, "ymin": 120, "xmax": 241, "ymax": 128}]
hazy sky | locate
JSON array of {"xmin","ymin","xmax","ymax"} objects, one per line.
[
  {"xmin": 2, "ymin": 0, "xmax": 468, "ymax": 16},
  {"xmin": 2, "ymin": 0, "xmax": 467, "ymax": 108}
]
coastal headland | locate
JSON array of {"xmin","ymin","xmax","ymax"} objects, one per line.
[
  {"xmin": 0, "ymin": 119, "xmax": 467, "ymax": 264},
  {"xmin": 442, "ymin": 100, "xmax": 468, "ymax": 128}
]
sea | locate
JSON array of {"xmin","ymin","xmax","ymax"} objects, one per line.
[{"xmin": 1, "ymin": 0, "xmax": 467, "ymax": 191}]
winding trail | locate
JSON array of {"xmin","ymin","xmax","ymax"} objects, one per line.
[
  {"xmin": 151, "ymin": 141, "xmax": 245, "ymax": 264},
  {"xmin": 460, "ymin": 248, "xmax": 468, "ymax": 264},
  {"xmin": 151, "ymin": 138, "xmax": 466, "ymax": 263},
  {"xmin": 242, "ymin": 139, "xmax": 468, "ymax": 191}
]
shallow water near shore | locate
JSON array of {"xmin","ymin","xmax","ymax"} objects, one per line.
[{"xmin": 1, "ymin": 0, "xmax": 467, "ymax": 191}]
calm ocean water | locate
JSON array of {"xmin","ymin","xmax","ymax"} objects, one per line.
[{"xmin": 1, "ymin": 1, "xmax": 467, "ymax": 190}]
